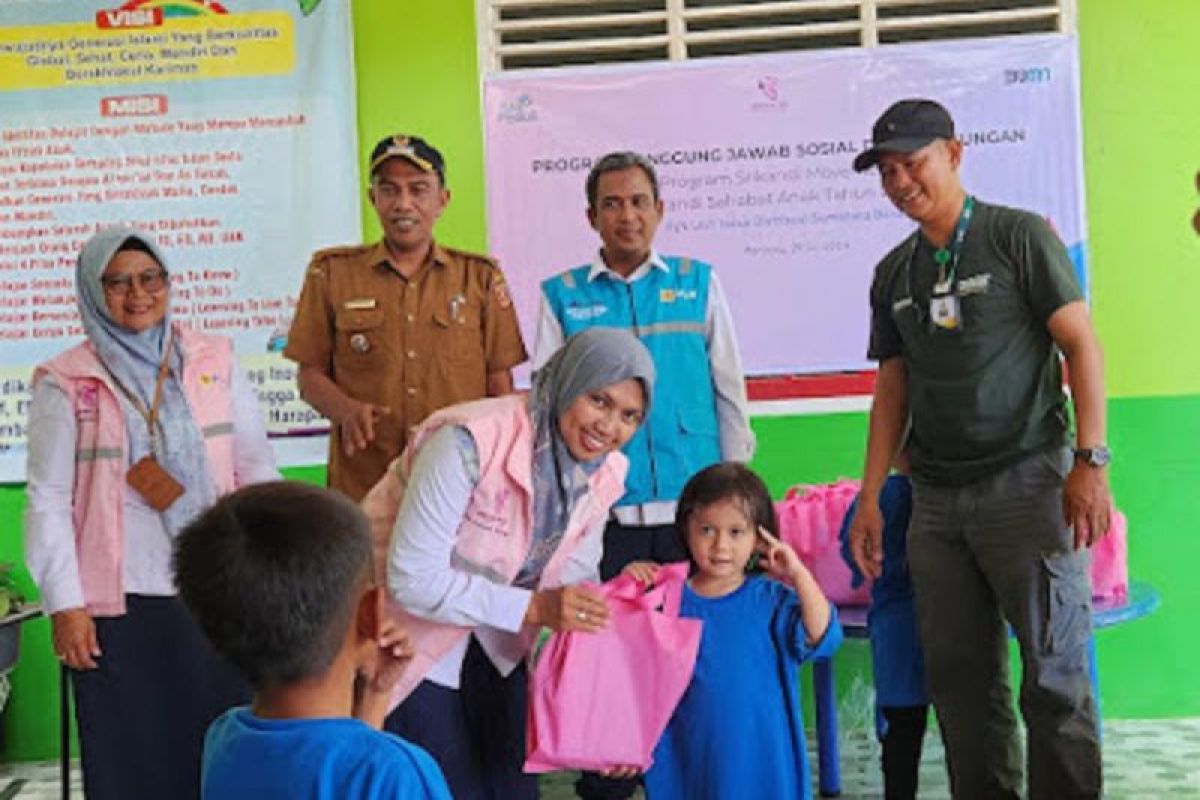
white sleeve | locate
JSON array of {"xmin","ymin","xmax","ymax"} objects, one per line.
[
  {"xmin": 230, "ymin": 367, "xmax": 281, "ymax": 487},
  {"xmin": 387, "ymin": 427, "xmax": 533, "ymax": 632},
  {"xmin": 23, "ymin": 376, "xmax": 86, "ymax": 614},
  {"xmin": 706, "ymin": 271, "xmax": 756, "ymax": 461},
  {"xmin": 531, "ymin": 292, "xmax": 566, "ymax": 372}
]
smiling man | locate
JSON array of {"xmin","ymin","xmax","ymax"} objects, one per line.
[
  {"xmin": 534, "ymin": 150, "xmax": 756, "ymax": 800},
  {"xmin": 847, "ymin": 99, "xmax": 1109, "ymax": 800},
  {"xmin": 285, "ymin": 135, "xmax": 527, "ymax": 501}
]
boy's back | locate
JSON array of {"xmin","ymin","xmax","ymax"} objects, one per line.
[
  {"xmin": 174, "ymin": 482, "xmax": 451, "ymax": 800},
  {"xmin": 203, "ymin": 708, "xmax": 448, "ymax": 800}
]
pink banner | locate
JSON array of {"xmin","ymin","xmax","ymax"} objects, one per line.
[{"xmin": 484, "ymin": 34, "xmax": 1086, "ymax": 378}]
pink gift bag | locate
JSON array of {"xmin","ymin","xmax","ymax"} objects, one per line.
[
  {"xmin": 1090, "ymin": 504, "xmax": 1129, "ymax": 601},
  {"xmin": 524, "ymin": 562, "xmax": 703, "ymax": 774},
  {"xmin": 775, "ymin": 480, "xmax": 871, "ymax": 606}
]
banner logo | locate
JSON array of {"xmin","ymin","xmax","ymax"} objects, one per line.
[
  {"xmin": 1004, "ymin": 66, "xmax": 1051, "ymax": 85},
  {"xmin": 751, "ymin": 75, "xmax": 789, "ymax": 112},
  {"xmin": 499, "ymin": 93, "xmax": 538, "ymax": 123},
  {"xmin": 97, "ymin": 0, "xmax": 230, "ymax": 28}
]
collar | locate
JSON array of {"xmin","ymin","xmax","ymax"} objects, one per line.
[
  {"xmin": 371, "ymin": 239, "xmax": 449, "ymax": 276},
  {"xmin": 586, "ymin": 249, "xmax": 669, "ymax": 283}
]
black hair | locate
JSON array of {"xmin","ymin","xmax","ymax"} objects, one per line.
[
  {"xmin": 675, "ymin": 463, "xmax": 778, "ymax": 569},
  {"xmin": 173, "ymin": 481, "xmax": 373, "ymax": 690},
  {"xmin": 585, "ymin": 151, "xmax": 660, "ymax": 210}
]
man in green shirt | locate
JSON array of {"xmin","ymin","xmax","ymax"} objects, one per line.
[{"xmin": 848, "ymin": 99, "xmax": 1110, "ymax": 800}]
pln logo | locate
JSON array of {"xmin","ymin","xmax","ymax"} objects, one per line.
[
  {"xmin": 498, "ymin": 94, "xmax": 538, "ymax": 124},
  {"xmin": 1004, "ymin": 66, "xmax": 1052, "ymax": 85},
  {"xmin": 751, "ymin": 75, "xmax": 789, "ymax": 112}
]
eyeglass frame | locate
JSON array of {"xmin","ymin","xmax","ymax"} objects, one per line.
[{"xmin": 100, "ymin": 268, "xmax": 170, "ymax": 296}]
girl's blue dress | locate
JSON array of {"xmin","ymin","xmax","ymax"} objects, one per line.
[{"xmin": 645, "ymin": 575, "xmax": 843, "ymax": 800}]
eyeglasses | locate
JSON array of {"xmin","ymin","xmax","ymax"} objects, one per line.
[{"xmin": 101, "ymin": 268, "xmax": 169, "ymax": 296}]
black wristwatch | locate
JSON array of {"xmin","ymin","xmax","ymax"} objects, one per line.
[{"xmin": 1073, "ymin": 445, "xmax": 1111, "ymax": 468}]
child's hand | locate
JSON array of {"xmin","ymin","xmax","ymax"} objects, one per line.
[
  {"xmin": 365, "ymin": 617, "xmax": 414, "ymax": 694},
  {"xmin": 756, "ymin": 526, "xmax": 808, "ymax": 582},
  {"xmin": 622, "ymin": 560, "xmax": 660, "ymax": 585}
]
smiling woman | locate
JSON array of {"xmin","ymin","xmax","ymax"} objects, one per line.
[
  {"xmin": 359, "ymin": 327, "xmax": 655, "ymax": 800},
  {"xmin": 22, "ymin": 226, "xmax": 281, "ymax": 800}
]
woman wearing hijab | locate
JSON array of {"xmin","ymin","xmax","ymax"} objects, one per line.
[
  {"xmin": 24, "ymin": 226, "xmax": 280, "ymax": 800},
  {"xmin": 359, "ymin": 327, "xmax": 655, "ymax": 800}
]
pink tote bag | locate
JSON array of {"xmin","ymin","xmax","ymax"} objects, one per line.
[
  {"xmin": 1090, "ymin": 504, "xmax": 1129, "ymax": 601},
  {"xmin": 775, "ymin": 480, "xmax": 871, "ymax": 606},
  {"xmin": 524, "ymin": 562, "xmax": 703, "ymax": 773}
]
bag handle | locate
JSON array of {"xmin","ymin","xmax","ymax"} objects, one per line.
[
  {"xmin": 654, "ymin": 562, "xmax": 690, "ymax": 618},
  {"xmin": 599, "ymin": 561, "xmax": 690, "ymax": 617}
]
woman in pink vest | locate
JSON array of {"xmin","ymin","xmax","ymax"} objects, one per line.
[
  {"xmin": 360, "ymin": 327, "xmax": 655, "ymax": 800},
  {"xmin": 24, "ymin": 226, "xmax": 280, "ymax": 800}
]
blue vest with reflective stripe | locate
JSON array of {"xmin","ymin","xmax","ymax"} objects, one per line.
[{"xmin": 542, "ymin": 257, "xmax": 721, "ymax": 505}]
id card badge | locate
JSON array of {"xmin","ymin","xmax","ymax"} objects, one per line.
[
  {"xmin": 126, "ymin": 456, "xmax": 185, "ymax": 511},
  {"xmin": 930, "ymin": 293, "xmax": 961, "ymax": 330}
]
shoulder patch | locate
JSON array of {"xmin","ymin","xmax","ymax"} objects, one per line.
[{"xmin": 493, "ymin": 280, "xmax": 513, "ymax": 309}]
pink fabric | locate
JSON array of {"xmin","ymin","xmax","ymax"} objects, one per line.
[
  {"xmin": 359, "ymin": 394, "xmax": 629, "ymax": 707},
  {"xmin": 1090, "ymin": 504, "xmax": 1128, "ymax": 601},
  {"xmin": 775, "ymin": 479, "xmax": 870, "ymax": 606},
  {"xmin": 775, "ymin": 478, "xmax": 1131, "ymax": 604},
  {"xmin": 32, "ymin": 325, "xmax": 237, "ymax": 617},
  {"xmin": 524, "ymin": 562, "xmax": 702, "ymax": 773}
]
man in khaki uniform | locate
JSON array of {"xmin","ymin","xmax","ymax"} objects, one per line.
[{"xmin": 285, "ymin": 134, "xmax": 527, "ymax": 501}]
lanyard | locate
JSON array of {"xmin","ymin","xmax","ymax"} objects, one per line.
[
  {"xmin": 905, "ymin": 194, "xmax": 975, "ymax": 303},
  {"xmin": 104, "ymin": 333, "xmax": 174, "ymax": 452}
]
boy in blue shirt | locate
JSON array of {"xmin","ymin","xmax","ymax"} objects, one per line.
[
  {"xmin": 840, "ymin": 472, "xmax": 930, "ymax": 800},
  {"xmin": 174, "ymin": 481, "xmax": 451, "ymax": 800}
]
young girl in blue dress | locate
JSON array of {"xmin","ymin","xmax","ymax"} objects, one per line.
[{"xmin": 629, "ymin": 462, "xmax": 843, "ymax": 800}]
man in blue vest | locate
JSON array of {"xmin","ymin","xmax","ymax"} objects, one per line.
[{"xmin": 535, "ymin": 151, "xmax": 756, "ymax": 799}]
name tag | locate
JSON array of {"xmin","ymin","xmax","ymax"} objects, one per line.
[
  {"xmin": 958, "ymin": 274, "xmax": 992, "ymax": 296},
  {"xmin": 344, "ymin": 298, "xmax": 376, "ymax": 310},
  {"xmin": 566, "ymin": 303, "xmax": 608, "ymax": 321}
]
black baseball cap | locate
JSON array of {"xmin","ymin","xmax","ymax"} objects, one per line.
[
  {"xmin": 368, "ymin": 134, "xmax": 446, "ymax": 183},
  {"xmin": 852, "ymin": 99, "xmax": 955, "ymax": 172}
]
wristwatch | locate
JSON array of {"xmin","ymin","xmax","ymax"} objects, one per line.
[{"xmin": 1073, "ymin": 445, "xmax": 1111, "ymax": 468}]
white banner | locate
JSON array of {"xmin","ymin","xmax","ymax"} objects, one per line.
[
  {"xmin": 484, "ymin": 34, "xmax": 1087, "ymax": 382},
  {"xmin": 0, "ymin": 0, "xmax": 358, "ymax": 479}
]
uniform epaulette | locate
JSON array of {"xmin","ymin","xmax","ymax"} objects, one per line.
[
  {"xmin": 440, "ymin": 245, "xmax": 499, "ymax": 268},
  {"xmin": 311, "ymin": 243, "xmax": 373, "ymax": 261}
]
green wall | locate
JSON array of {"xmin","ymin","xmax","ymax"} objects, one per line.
[{"xmin": 3, "ymin": 0, "xmax": 1199, "ymax": 762}]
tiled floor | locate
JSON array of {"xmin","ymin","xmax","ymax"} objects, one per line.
[{"xmin": 2, "ymin": 718, "xmax": 1198, "ymax": 798}]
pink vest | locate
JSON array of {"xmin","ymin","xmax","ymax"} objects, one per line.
[
  {"xmin": 32, "ymin": 325, "xmax": 238, "ymax": 617},
  {"xmin": 361, "ymin": 394, "xmax": 628, "ymax": 707}
]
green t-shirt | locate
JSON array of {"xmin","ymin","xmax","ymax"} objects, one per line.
[{"xmin": 868, "ymin": 201, "xmax": 1083, "ymax": 486}]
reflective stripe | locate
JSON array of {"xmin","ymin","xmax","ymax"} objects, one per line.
[
  {"xmin": 450, "ymin": 550, "xmax": 510, "ymax": 585},
  {"xmin": 202, "ymin": 422, "xmax": 234, "ymax": 438},
  {"xmin": 77, "ymin": 447, "xmax": 122, "ymax": 463},
  {"xmin": 635, "ymin": 321, "xmax": 705, "ymax": 337}
]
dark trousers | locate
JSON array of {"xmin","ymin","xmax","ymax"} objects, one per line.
[
  {"xmin": 908, "ymin": 448, "xmax": 1101, "ymax": 799},
  {"xmin": 578, "ymin": 519, "xmax": 689, "ymax": 800},
  {"xmin": 71, "ymin": 594, "xmax": 249, "ymax": 800},
  {"xmin": 880, "ymin": 705, "xmax": 929, "ymax": 800},
  {"xmin": 384, "ymin": 637, "xmax": 537, "ymax": 800}
]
